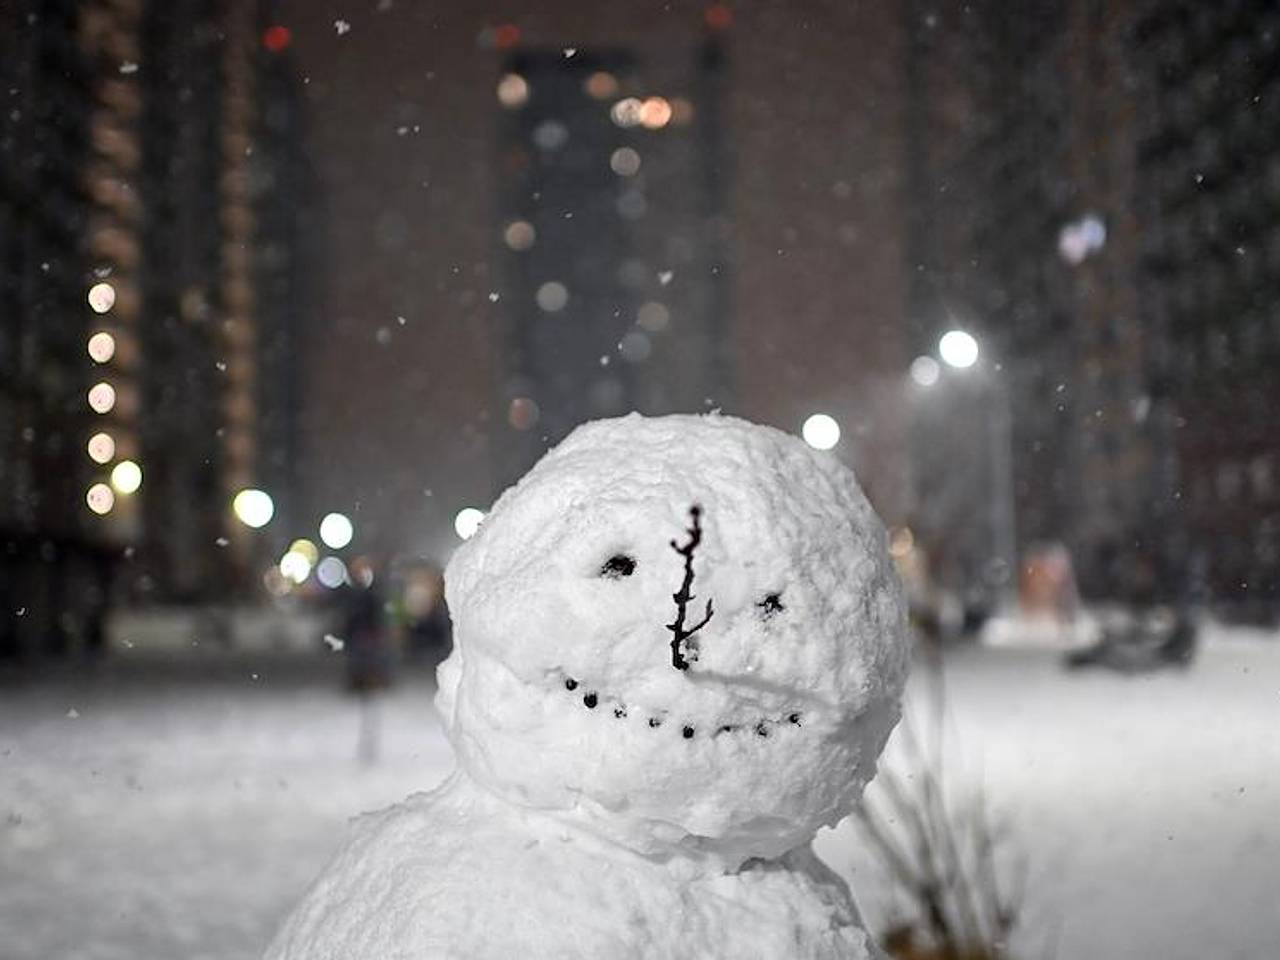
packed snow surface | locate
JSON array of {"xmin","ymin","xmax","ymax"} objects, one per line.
[
  {"xmin": 269, "ymin": 413, "xmax": 908, "ymax": 958},
  {"xmin": 2, "ymin": 629, "xmax": 1278, "ymax": 959}
]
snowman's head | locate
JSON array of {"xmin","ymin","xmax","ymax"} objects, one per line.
[{"xmin": 438, "ymin": 413, "xmax": 908, "ymax": 864}]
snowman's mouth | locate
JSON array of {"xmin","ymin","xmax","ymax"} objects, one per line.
[{"xmin": 556, "ymin": 671, "xmax": 804, "ymax": 741}]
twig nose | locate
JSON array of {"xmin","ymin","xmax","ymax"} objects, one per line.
[{"xmin": 666, "ymin": 505, "xmax": 714, "ymax": 671}]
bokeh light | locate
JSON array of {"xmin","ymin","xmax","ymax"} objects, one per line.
[
  {"xmin": 86, "ymin": 483, "xmax": 115, "ymax": 515},
  {"xmin": 87, "ymin": 331, "xmax": 116, "ymax": 363},
  {"xmin": 232, "ymin": 488, "xmax": 274, "ymax": 528},
  {"xmin": 110, "ymin": 459, "xmax": 142, "ymax": 495},
  {"xmin": 584, "ymin": 71, "xmax": 618, "ymax": 100},
  {"xmin": 637, "ymin": 301, "xmax": 670, "ymax": 332},
  {"xmin": 610, "ymin": 97, "xmax": 643, "ymax": 128},
  {"xmin": 938, "ymin": 329, "xmax": 980, "ymax": 369},
  {"xmin": 319, "ymin": 512, "xmax": 354, "ymax": 549},
  {"xmin": 910, "ymin": 355, "xmax": 941, "ymax": 386},
  {"xmin": 87, "ymin": 281, "xmax": 116, "ymax": 314},
  {"xmin": 507, "ymin": 396, "xmax": 540, "ymax": 430},
  {"xmin": 87, "ymin": 381, "xmax": 116, "ymax": 414},
  {"xmin": 535, "ymin": 281, "xmax": 568, "ymax": 312},
  {"xmin": 279, "ymin": 550, "xmax": 312, "ymax": 585},
  {"xmin": 802, "ymin": 413, "xmax": 841, "ymax": 450},
  {"xmin": 496, "ymin": 73, "xmax": 529, "ymax": 109},
  {"xmin": 289, "ymin": 538, "xmax": 320, "ymax": 565},
  {"xmin": 454, "ymin": 507, "xmax": 485, "ymax": 540},
  {"xmin": 316, "ymin": 556, "xmax": 348, "ymax": 589},
  {"xmin": 639, "ymin": 97, "xmax": 672, "ymax": 129},
  {"xmin": 503, "ymin": 220, "xmax": 536, "ymax": 251},
  {"xmin": 86, "ymin": 432, "xmax": 115, "ymax": 464},
  {"xmin": 610, "ymin": 147, "xmax": 641, "ymax": 176}
]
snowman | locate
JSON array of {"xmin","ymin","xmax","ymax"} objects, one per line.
[{"xmin": 267, "ymin": 413, "xmax": 909, "ymax": 959}]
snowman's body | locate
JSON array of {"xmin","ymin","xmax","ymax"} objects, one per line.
[{"xmin": 267, "ymin": 414, "xmax": 908, "ymax": 960}]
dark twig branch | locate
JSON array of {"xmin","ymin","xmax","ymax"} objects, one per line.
[{"xmin": 667, "ymin": 505, "xmax": 713, "ymax": 671}]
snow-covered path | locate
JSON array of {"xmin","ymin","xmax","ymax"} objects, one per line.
[{"xmin": 3, "ymin": 631, "xmax": 1278, "ymax": 959}]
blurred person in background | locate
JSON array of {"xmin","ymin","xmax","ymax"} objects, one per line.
[{"xmin": 399, "ymin": 562, "xmax": 452, "ymax": 664}]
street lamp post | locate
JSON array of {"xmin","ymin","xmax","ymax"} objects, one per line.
[{"xmin": 917, "ymin": 330, "xmax": 1018, "ymax": 608}]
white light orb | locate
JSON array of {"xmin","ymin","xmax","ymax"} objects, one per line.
[
  {"xmin": 801, "ymin": 413, "xmax": 841, "ymax": 451},
  {"xmin": 454, "ymin": 507, "xmax": 485, "ymax": 540},
  {"xmin": 319, "ymin": 512, "xmax": 354, "ymax": 549},
  {"xmin": 87, "ymin": 432, "xmax": 116, "ymax": 464},
  {"xmin": 279, "ymin": 550, "xmax": 312, "ymax": 585},
  {"xmin": 87, "ymin": 381, "xmax": 116, "ymax": 414},
  {"xmin": 86, "ymin": 483, "xmax": 115, "ymax": 515},
  {"xmin": 87, "ymin": 331, "xmax": 116, "ymax": 363},
  {"xmin": 909, "ymin": 355, "xmax": 941, "ymax": 387},
  {"xmin": 232, "ymin": 488, "xmax": 274, "ymax": 528},
  {"xmin": 316, "ymin": 556, "xmax": 349, "ymax": 589},
  {"xmin": 110, "ymin": 459, "xmax": 142, "ymax": 494},
  {"xmin": 938, "ymin": 329, "xmax": 979, "ymax": 369},
  {"xmin": 87, "ymin": 282, "xmax": 116, "ymax": 314}
]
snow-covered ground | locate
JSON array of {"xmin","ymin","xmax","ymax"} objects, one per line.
[{"xmin": 3, "ymin": 628, "xmax": 1278, "ymax": 959}]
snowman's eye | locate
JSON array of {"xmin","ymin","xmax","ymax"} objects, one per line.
[
  {"xmin": 758, "ymin": 592, "xmax": 784, "ymax": 617},
  {"xmin": 600, "ymin": 554, "xmax": 636, "ymax": 578}
]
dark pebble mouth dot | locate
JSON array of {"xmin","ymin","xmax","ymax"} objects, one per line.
[
  {"xmin": 564, "ymin": 678, "xmax": 578, "ymax": 691},
  {"xmin": 583, "ymin": 692, "xmax": 598, "ymax": 709},
  {"xmin": 682, "ymin": 726, "xmax": 695, "ymax": 739},
  {"xmin": 648, "ymin": 717, "xmax": 662, "ymax": 728}
]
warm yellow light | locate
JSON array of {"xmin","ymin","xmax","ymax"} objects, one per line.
[
  {"xmin": 87, "ymin": 432, "xmax": 116, "ymax": 464},
  {"xmin": 289, "ymin": 538, "xmax": 320, "ymax": 565},
  {"xmin": 279, "ymin": 549, "xmax": 312, "ymax": 584},
  {"xmin": 86, "ymin": 483, "xmax": 115, "ymax": 515},
  {"xmin": 496, "ymin": 73, "xmax": 529, "ymax": 108},
  {"xmin": 87, "ymin": 381, "xmax": 116, "ymax": 414},
  {"xmin": 87, "ymin": 331, "xmax": 116, "ymax": 363},
  {"xmin": 87, "ymin": 282, "xmax": 116, "ymax": 314},
  {"xmin": 110, "ymin": 459, "xmax": 142, "ymax": 494},
  {"xmin": 232, "ymin": 488, "xmax": 274, "ymax": 528},
  {"xmin": 639, "ymin": 97, "xmax": 672, "ymax": 129}
]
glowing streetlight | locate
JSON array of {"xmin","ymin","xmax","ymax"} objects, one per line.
[
  {"xmin": 454, "ymin": 507, "xmax": 485, "ymax": 540},
  {"xmin": 801, "ymin": 413, "xmax": 841, "ymax": 451},
  {"xmin": 938, "ymin": 329, "xmax": 979, "ymax": 369},
  {"xmin": 319, "ymin": 512, "xmax": 354, "ymax": 549},
  {"xmin": 232, "ymin": 488, "xmax": 274, "ymax": 528},
  {"xmin": 110, "ymin": 459, "xmax": 142, "ymax": 495}
]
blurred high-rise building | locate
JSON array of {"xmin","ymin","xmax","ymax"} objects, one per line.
[
  {"xmin": 906, "ymin": 0, "xmax": 1278, "ymax": 621},
  {"xmin": 1, "ymin": 0, "xmax": 313, "ymax": 656},
  {"xmin": 1131, "ymin": 0, "xmax": 1280, "ymax": 619},
  {"xmin": 490, "ymin": 37, "xmax": 731, "ymax": 488}
]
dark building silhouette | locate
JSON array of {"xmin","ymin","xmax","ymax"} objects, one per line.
[
  {"xmin": 491, "ymin": 37, "xmax": 730, "ymax": 488},
  {"xmin": 1132, "ymin": 0, "xmax": 1280, "ymax": 618},
  {"xmin": 1, "ymin": 0, "xmax": 314, "ymax": 655},
  {"xmin": 906, "ymin": 0, "xmax": 1278, "ymax": 621}
]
